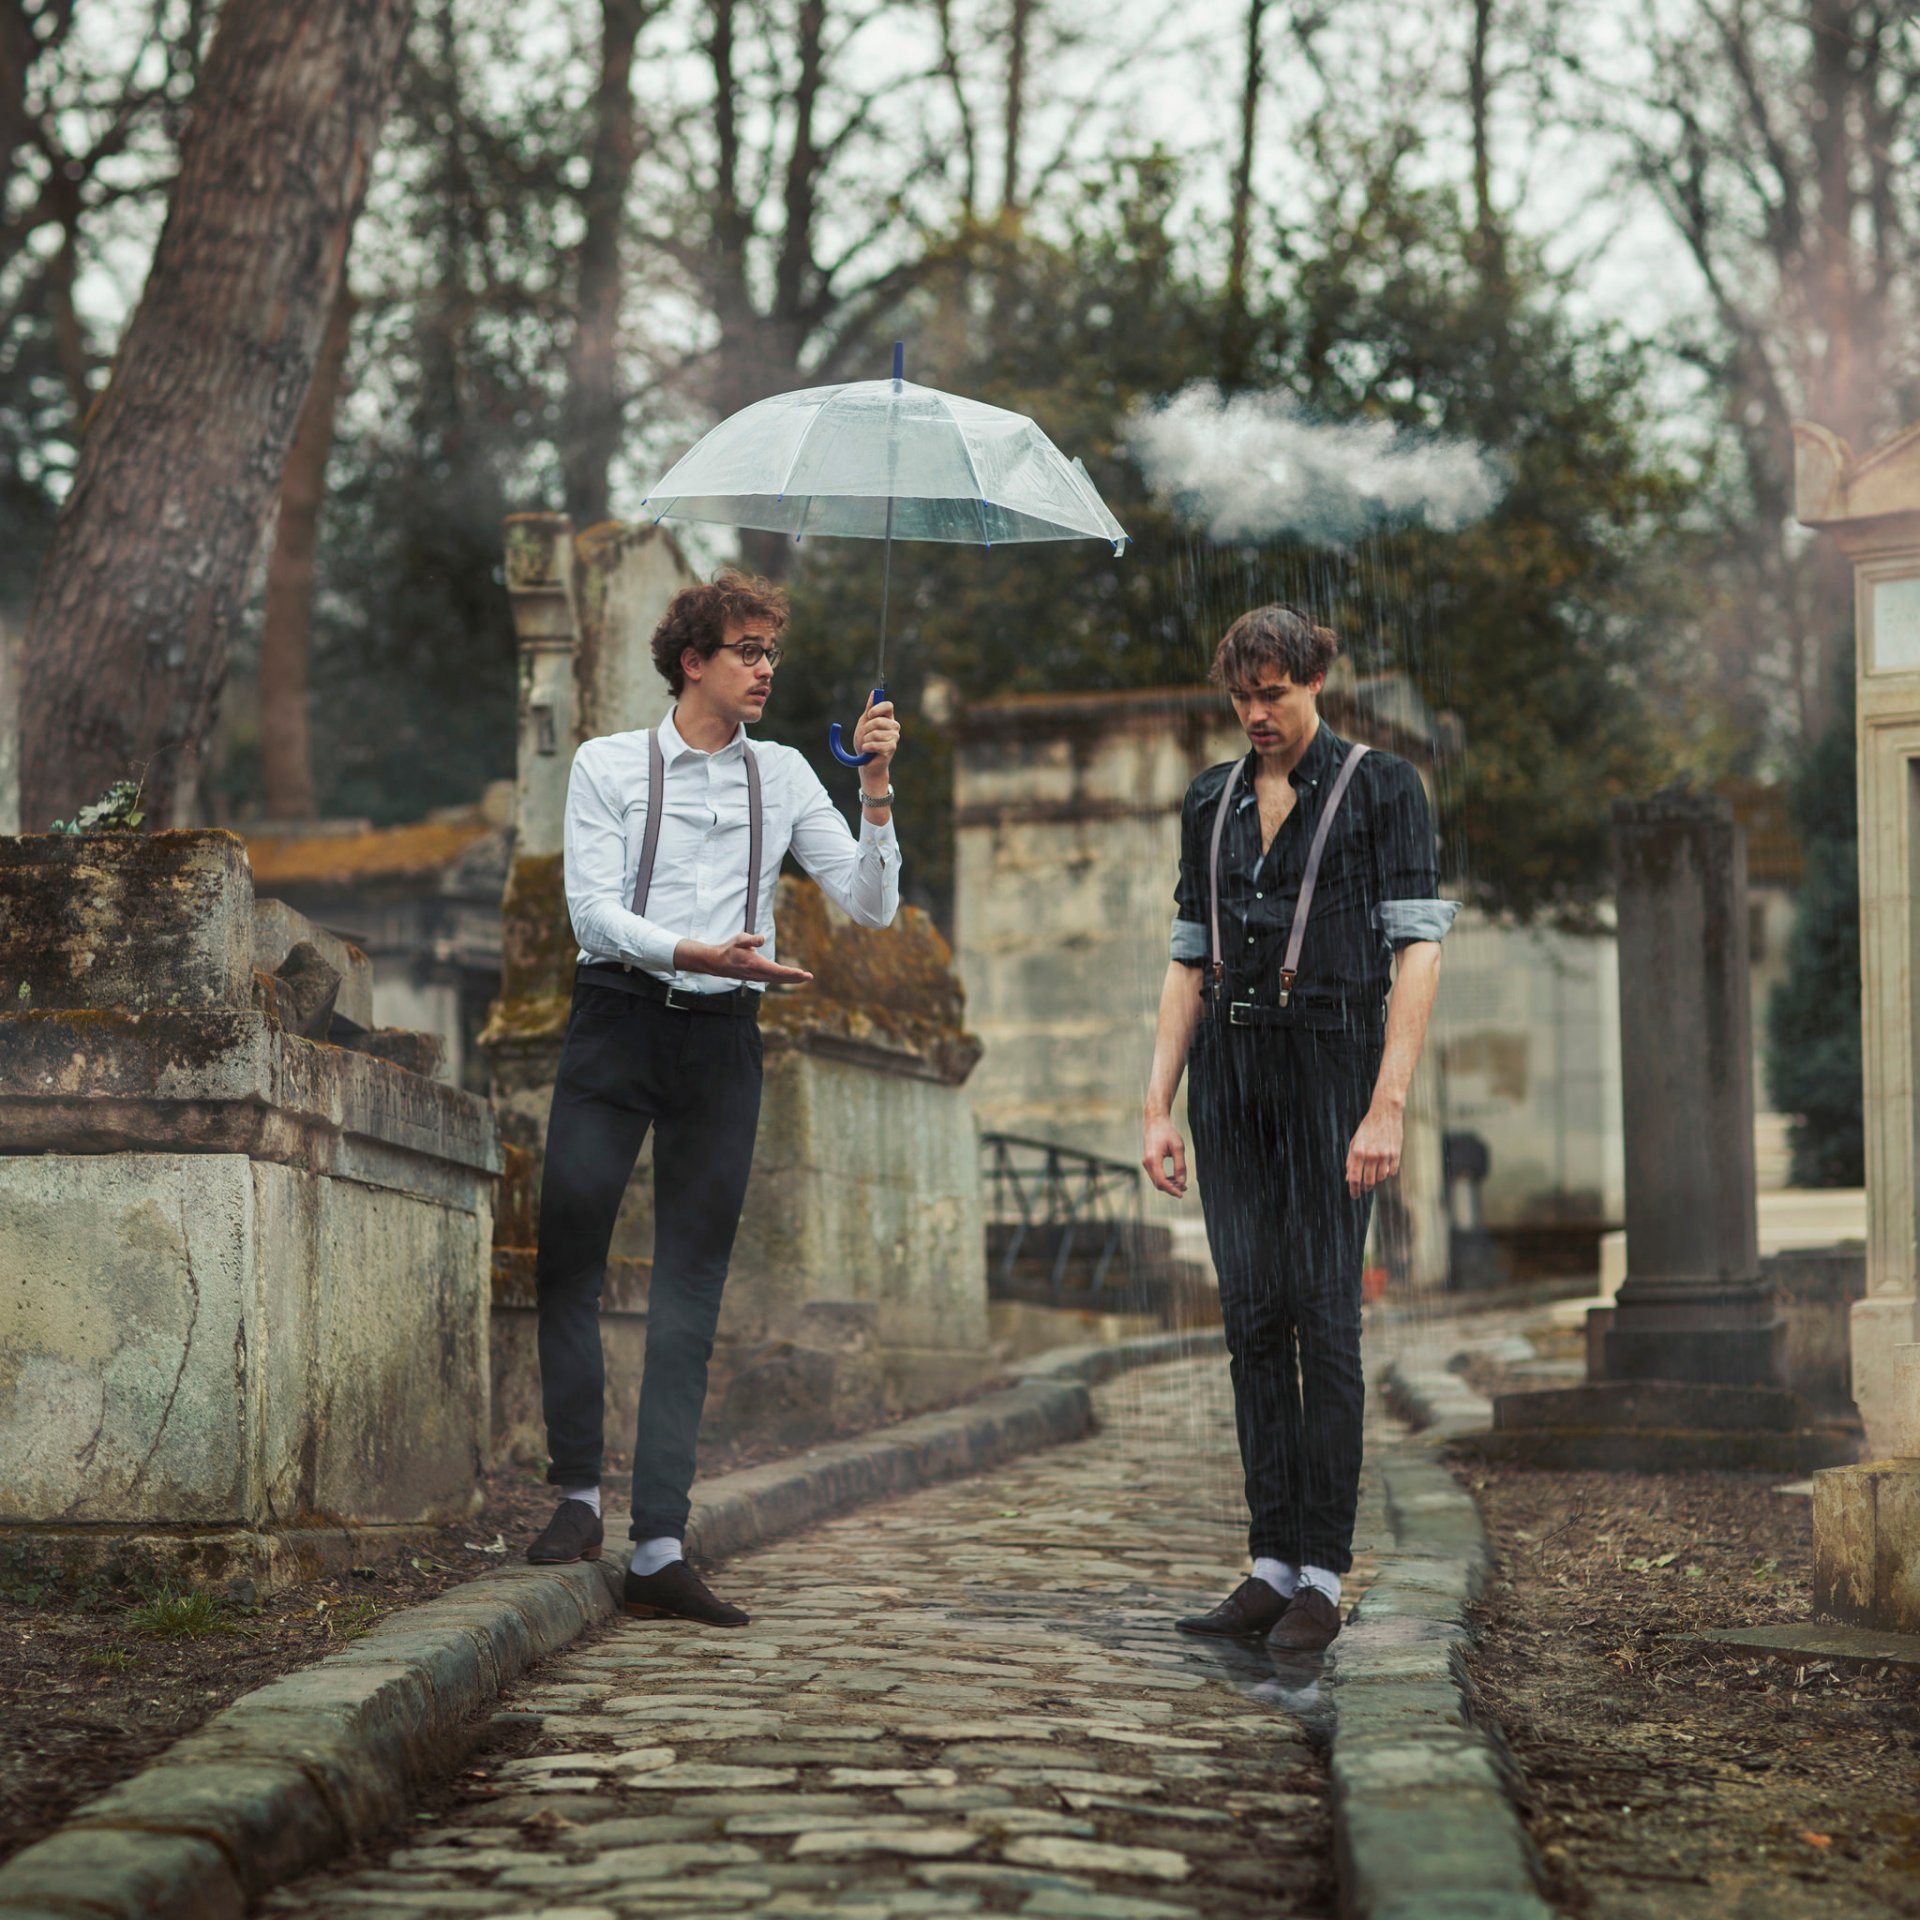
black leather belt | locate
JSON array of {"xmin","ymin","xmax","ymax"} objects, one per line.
[
  {"xmin": 1210, "ymin": 995, "xmax": 1384, "ymax": 1032},
  {"xmin": 577, "ymin": 964, "xmax": 760, "ymax": 1018}
]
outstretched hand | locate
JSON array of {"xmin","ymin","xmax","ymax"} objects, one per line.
[{"xmin": 675, "ymin": 932, "xmax": 813, "ymax": 985}]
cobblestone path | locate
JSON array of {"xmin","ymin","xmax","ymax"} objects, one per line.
[{"xmin": 268, "ymin": 1359, "xmax": 1391, "ymax": 1920}]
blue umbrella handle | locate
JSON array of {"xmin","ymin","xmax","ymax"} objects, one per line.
[{"xmin": 828, "ymin": 685, "xmax": 886, "ymax": 767}]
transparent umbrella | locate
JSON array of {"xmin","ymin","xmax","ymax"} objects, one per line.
[{"xmin": 644, "ymin": 344, "xmax": 1129, "ymax": 765}]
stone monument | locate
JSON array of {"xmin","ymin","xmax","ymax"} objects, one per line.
[
  {"xmin": 1488, "ymin": 793, "xmax": 1854, "ymax": 1469},
  {"xmin": 0, "ymin": 831, "xmax": 500, "ymax": 1590},
  {"xmin": 1795, "ymin": 418, "xmax": 1920, "ymax": 1630}
]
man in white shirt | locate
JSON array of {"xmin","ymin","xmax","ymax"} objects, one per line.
[{"xmin": 526, "ymin": 567, "xmax": 900, "ymax": 1626}]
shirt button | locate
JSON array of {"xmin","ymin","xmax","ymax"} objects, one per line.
[{"xmin": 1255, "ymin": 891, "xmax": 1264, "ymax": 899}]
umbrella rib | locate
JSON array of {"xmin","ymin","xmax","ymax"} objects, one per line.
[
  {"xmin": 772, "ymin": 394, "xmax": 834, "ymax": 505},
  {"xmin": 934, "ymin": 390, "xmax": 996, "ymax": 547}
]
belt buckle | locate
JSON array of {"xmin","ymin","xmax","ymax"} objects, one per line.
[
  {"xmin": 664, "ymin": 986, "xmax": 697, "ymax": 1011},
  {"xmin": 1229, "ymin": 1001, "xmax": 1253, "ymax": 1027}
]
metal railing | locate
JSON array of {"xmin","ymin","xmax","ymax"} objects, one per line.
[{"xmin": 979, "ymin": 1131, "xmax": 1147, "ymax": 1300}]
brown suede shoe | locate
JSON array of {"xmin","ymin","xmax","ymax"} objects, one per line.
[
  {"xmin": 526, "ymin": 1498, "xmax": 603, "ymax": 1565},
  {"xmin": 1176, "ymin": 1576, "xmax": 1289, "ymax": 1638},
  {"xmin": 1266, "ymin": 1586, "xmax": 1342, "ymax": 1652},
  {"xmin": 622, "ymin": 1560, "xmax": 749, "ymax": 1628}
]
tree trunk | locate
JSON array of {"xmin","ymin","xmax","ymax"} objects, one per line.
[
  {"xmin": 1221, "ymin": 0, "xmax": 1266, "ymax": 387},
  {"xmin": 561, "ymin": 0, "xmax": 644, "ymax": 531},
  {"xmin": 17, "ymin": 0, "xmax": 413, "ymax": 829},
  {"xmin": 1467, "ymin": 0, "xmax": 1506, "ymax": 288},
  {"xmin": 258, "ymin": 273, "xmax": 356, "ymax": 821},
  {"xmin": 1002, "ymin": 0, "xmax": 1032, "ymax": 216}
]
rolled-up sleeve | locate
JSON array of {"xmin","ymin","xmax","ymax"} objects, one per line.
[
  {"xmin": 563, "ymin": 743, "xmax": 684, "ymax": 972},
  {"xmin": 787, "ymin": 758, "xmax": 900, "ymax": 928},
  {"xmin": 1171, "ymin": 778, "xmax": 1213, "ymax": 969},
  {"xmin": 1372, "ymin": 758, "xmax": 1460, "ymax": 948}
]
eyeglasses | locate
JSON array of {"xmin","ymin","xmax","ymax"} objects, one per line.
[{"xmin": 718, "ymin": 639, "xmax": 783, "ymax": 669}]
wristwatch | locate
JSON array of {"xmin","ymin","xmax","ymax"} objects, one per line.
[{"xmin": 858, "ymin": 785, "xmax": 895, "ymax": 810}]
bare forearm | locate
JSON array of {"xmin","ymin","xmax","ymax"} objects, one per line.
[
  {"xmin": 1144, "ymin": 962, "xmax": 1206, "ymax": 1119},
  {"xmin": 1371, "ymin": 942, "xmax": 1440, "ymax": 1111}
]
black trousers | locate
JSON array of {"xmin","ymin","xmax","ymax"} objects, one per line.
[
  {"xmin": 535, "ymin": 982, "xmax": 763, "ymax": 1541},
  {"xmin": 1189, "ymin": 1012, "xmax": 1382, "ymax": 1574}
]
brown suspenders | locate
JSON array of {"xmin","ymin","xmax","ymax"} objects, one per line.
[
  {"xmin": 628, "ymin": 729, "xmax": 763, "ymax": 935},
  {"xmin": 1209, "ymin": 741, "xmax": 1369, "ymax": 1008}
]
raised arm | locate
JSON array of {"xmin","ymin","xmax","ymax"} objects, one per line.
[{"xmin": 786, "ymin": 713, "xmax": 901, "ymax": 929}]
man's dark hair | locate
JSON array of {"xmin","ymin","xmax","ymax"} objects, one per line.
[
  {"xmin": 1208, "ymin": 604, "xmax": 1340, "ymax": 692},
  {"xmin": 650, "ymin": 567, "xmax": 791, "ymax": 694}
]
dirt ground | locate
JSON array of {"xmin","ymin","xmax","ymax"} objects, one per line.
[
  {"xmin": 1461, "ymin": 1457, "xmax": 1920, "ymax": 1919},
  {"xmin": 0, "ymin": 1406, "xmax": 942, "ymax": 1871}
]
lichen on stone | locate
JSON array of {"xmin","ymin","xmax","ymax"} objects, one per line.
[{"xmin": 762, "ymin": 878, "xmax": 983, "ymax": 1085}]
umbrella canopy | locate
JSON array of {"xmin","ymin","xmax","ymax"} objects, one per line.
[{"xmin": 644, "ymin": 376, "xmax": 1129, "ymax": 555}]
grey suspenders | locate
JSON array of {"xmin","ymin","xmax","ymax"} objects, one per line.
[
  {"xmin": 626, "ymin": 729, "xmax": 763, "ymax": 944},
  {"xmin": 1209, "ymin": 741, "xmax": 1369, "ymax": 1008}
]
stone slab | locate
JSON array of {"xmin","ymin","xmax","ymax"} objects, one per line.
[
  {"xmin": 1698, "ymin": 1620, "xmax": 1920, "ymax": 1667},
  {"xmin": 1458, "ymin": 1424, "xmax": 1860, "ymax": 1474},
  {"xmin": 1492, "ymin": 1380, "xmax": 1811, "ymax": 1432},
  {"xmin": 253, "ymin": 897, "xmax": 375, "ymax": 1032}
]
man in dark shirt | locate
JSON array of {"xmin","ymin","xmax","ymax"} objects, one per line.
[{"xmin": 1141, "ymin": 605, "xmax": 1457, "ymax": 1652}]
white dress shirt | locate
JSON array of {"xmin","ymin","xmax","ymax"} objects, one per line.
[{"xmin": 564, "ymin": 708, "xmax": 901, "ymax": 993}]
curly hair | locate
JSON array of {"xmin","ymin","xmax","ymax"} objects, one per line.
[
  {"xmin": 650, "ymin": 567, "xmax": 791, "ymax": 695},
  {"xmin": 1208, "ymin": 604, "xmax": 1340, "ymax": 693}
]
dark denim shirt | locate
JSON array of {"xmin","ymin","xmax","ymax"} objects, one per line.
[{"xmin": 1172, "ymin": 723, "xmax": 1458, "ymax": 1006}]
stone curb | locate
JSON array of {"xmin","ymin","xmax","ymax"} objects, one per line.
[
  {"xmin": 0, "ymin": 1331, "xmax": 1211, "ymax": 1919},
  {"xmin": 1329, "ymin": 1361, "xmax": 1553, "ymax": 1920}
]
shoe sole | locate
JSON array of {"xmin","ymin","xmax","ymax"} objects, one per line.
[
  {"xmin": 620, "ymin": 1601, "xmax": 749, "ymax": 1628},
  {"xmin": 1175, "ymin": 1619, "xmax": 1273, "ymax": 1638},
  {"xmin": 526, "ymin": 1545, "xmax": 603, "ymax": 1565}
]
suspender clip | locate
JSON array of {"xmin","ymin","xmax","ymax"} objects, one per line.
[{"xmin": 1276, "ymin": 968, "xmax": 1296, "ymax": 1008}]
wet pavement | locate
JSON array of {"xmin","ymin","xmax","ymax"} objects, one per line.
[{"xmin": 265, "ymin": 1358, "xmax": 1395, "ymax": 1920}]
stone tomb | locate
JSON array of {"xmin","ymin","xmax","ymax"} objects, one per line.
[{"xmin": 0, "ymin": 831, "xmax": 499, "ymax": 1588}]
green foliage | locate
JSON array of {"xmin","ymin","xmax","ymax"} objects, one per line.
[
  {"xmin": 47, "ymin": 779, "xmax": 147, "ymax": 835},
  {"xmin": 782, "ymin": 151, "xmax": 1702, "ymax": 924},
  {"xmin": 125, "ymin": 1585, "xmax": 248, "ymax": 1641},
  {"xmin": 1766, "ymin": 701, "xmax": 1862, "ymax": 1187}
]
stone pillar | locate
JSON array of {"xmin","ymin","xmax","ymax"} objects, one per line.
[
  {"xmin": 1795, "ymin": 419, "xmax": 1920, "ymax": 1629},
  {"xmin": 1599, "ymin": 791, "xmax": 1782, "ymax": 1385},
  {"xmin": 1487, "ymin": 793, "xmax": 1856, "ymax": 1469}
]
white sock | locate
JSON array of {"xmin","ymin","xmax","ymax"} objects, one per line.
[
  {"xmin": 1300, "ymin": 1564, "xmax": 1342, "ymax": 1606},
  {"xmin": 560, "ymin": 1485, "xmax": 601, "ymax": 1518},
  {"xmin": 629, "ymin": 1536, "xmax": 682, "ymax": 1578},
  {"xmin": 1252, "ymin": 1557, "xmax": 1298, "ymax": 1598}
]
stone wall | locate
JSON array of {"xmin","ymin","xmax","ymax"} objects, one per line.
[{"xmin": 0, "ymin": 832, "xmax": 499, "ymax": 1588}]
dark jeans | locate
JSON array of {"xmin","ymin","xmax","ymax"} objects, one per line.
[
  {"xmin": 536, "ymin": 982, "xmax": 763, "ymax": 1541},
  {"xmin": 1189, "ymin": 1012, "xmax": 1382, "ymax": 1573}
]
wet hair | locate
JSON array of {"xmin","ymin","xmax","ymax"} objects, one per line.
[
  {"xmin": 1208, "ymin": 604, "xmax": 1340, "ymax": 693},
  {"xmin": 650, "ymin": 567, "xmax": 790, "ymax": 694}
]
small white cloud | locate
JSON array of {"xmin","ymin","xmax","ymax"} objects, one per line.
[{"xmin": 1128, "ymin": 385, "xmax": 1502, "ymax": 545}]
